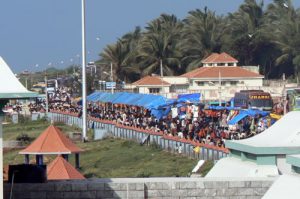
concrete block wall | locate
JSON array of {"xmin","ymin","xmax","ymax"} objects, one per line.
[{"xmin": 4, "ymin": 177, "xmax": 274, "ymax": 199}]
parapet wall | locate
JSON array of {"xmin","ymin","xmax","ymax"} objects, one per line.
[{"xmin": 4, "ymin": 177, "xmax": 275, "ymax": 199}]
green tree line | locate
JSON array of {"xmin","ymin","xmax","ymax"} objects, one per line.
[{"xmin": 98, "ymin": 0, "xmax": 300, "ymax": 83}]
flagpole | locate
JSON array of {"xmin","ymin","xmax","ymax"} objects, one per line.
[{"xmin": 81, "ymin": 0, "xmax": 87, "ymax": 141}]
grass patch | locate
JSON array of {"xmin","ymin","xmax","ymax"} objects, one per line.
[
  {"xmin": 198, "ymin": 160, "xmax": 214, "ymax": 177},
  {"xmin": 3, "ymin": 120, "xmax": 202, "ymax": 178}
]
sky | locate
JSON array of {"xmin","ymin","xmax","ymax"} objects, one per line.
[{"xmin": 0, "ymin": 0, "xmax": 299, "ymax": 73}]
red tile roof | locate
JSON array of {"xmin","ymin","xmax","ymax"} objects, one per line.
[
  {"xmin": 202, "ymin": 52, "xmax": 238, "ymax": 63},
  {"xmin": 181, "ymin": 66, "xmax": 263, "ymax": 78},
  {"xmin": 47, "ymin": 156, "xmax": 85, "ymax": 180},
  {"xmin": 19, "ymin": 125, "xmax": 84, "ymax": 155},
  {"xmin": 132, "ymin": 76, "xmax": 170, "ymax": 86}
]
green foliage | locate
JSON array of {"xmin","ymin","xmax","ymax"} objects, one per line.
[
  {"xmin": 3, "ymin": 121, "xmax": 205, "ymax": 178},
  {"xmin": 16, "ymin": 133, "xmax": 34, "ymax": 144},
  {"xmin": 94, "ymin": 0, "xmax": 300, "ymax": 82}
]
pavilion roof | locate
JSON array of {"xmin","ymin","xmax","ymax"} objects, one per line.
[
  {"xmin": 47, "ymin": 156, "xmax": 85, "ymax": 180},
  {"xmin": 19, "ymin": 125, "xmax": 84, "ymax": 155}
]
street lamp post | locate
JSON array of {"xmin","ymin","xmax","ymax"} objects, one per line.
[
  {"xmin": 218, "ymin": 70, "xmax": 222, "ymax": 106},
  {"xmin": 81, "ymin": 0, "xmax": 87, "ymax": 141},
  {"xmin": 44, "ymin": 73, "xmax": 49, "ymax": 118}
]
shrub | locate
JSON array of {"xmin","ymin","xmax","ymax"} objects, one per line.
[{"xmin": 16, "ymin": 133, "xmax": 34, "ymax": 144}]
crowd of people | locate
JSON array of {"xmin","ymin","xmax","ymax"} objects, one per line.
[
  {"xmin": 47, "ymin": 99, "xmax": 275, "ymax": 148},
  {"xmin": 48, "ymin": 87, "xmax": 71, "ymax": 104}
]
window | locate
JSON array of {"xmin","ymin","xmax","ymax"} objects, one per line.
[
  {"xmin": 196, "ymin": 81, "xmax": 204, "ymax": 86},
  {"xmin": 149, "ymin": 88, "xmax": 160, "ymax": 93},
  {"xmin": 230, "ymin": 81, "xmax": 237, "ymax": 86}
]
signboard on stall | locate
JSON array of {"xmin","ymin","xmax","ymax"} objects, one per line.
[{"xmin": 105, "ymin": 82, "xmax": 116, "ymax": 89}]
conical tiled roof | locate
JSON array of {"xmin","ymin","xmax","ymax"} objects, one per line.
[
  {"xmin": 19, "ymin": 125, "xmax": 84, "ymax": 154},
  {"xmin": 47, "ymin": 156, "xmax": 85, "ymax": 180}
]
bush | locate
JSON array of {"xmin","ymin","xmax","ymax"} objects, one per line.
[{"xmin": 16, "ymin": 133, "xmax": 34, "ymax": 144}]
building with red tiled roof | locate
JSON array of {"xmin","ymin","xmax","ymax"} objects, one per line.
[
  {"xmin": 130, "ymin": 52, "xmax": 264, "ymax": 100},
  {"xmin": 181, "ymin": 66, "xmax": 263, "ymax": 79},
  {"xmin": 132, "ymin": 75, "xmax": 188, "ymax": 95},
  {"xmin": 47, "ymin": 156, "xmax": 85, "ymax": 180},
  {"xmin": 132, "ymin": 75, "xmax": 170, "ymax": 86},
  {"xmin": 202, "ymin": 52, "xmax": 238, "ymax": 67},
  {"xmin": 180, "ymin": 52, "xmax": 264, "ymax": 100},
  {"xmin": 19, "ymin": 125, "xmax": 83, "ymax": 168}
]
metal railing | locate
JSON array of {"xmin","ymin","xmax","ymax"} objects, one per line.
[{"xmin": 47, "ymin": 111, "xmax": 229, "ymax": 161}]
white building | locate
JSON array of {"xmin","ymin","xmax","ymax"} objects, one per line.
[
  {"xmin": 132, "ymin": 52, "xmax": 265, "ymax": 100},
  {"xmin": 181, "ymin": 52, "xmax": 264, "ymax": 101}
]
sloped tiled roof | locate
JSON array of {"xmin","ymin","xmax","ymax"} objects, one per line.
[
  {"xmin": 181, "ymin": 66, "xmax": 263, "ymax": 78},
  {"xmin": 47, "ymin": 156, "xmax": 85, "ymax": 180},
  {"xmin": 202, "ymin": 52, "xmax": 238, "ymax": 63},
  {"xmin": 19, "ymin": 125, "xmax": 84, "ymax": 154},
  {"xmin": 132, "ymin": 76, "xmax": 170, "ymax": 86}
]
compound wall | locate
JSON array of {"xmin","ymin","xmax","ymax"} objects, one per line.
[{"xmin": 4, "ymin": 177, "xmax": 275, "ymax": 199}]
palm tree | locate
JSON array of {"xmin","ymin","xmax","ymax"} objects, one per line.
[
  {"xmin": 264, "ymin": 0, "xmax": 300, "ymax": 78},
  {"xmin": 99, "ymin": 27, "xmax": 142, "ymax": 82},
  {"xmin": 137, "ymin": 14, "xmax": 183, "ymax": 76},
  {"xmin": 180, "ymin": 7, "xmax": 225, "ymax": 71},
  {"xmin": 223, "ymin": 0, "xmax": 265, "ymax": 64}
]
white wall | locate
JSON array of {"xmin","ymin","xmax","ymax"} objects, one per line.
[
  {"xmin": 138, "ymin": 86, "xmax": 170, "ymax": 95},
  {"xmin": 276, "ymin": 155, "xmax": 292, "ymax": 175}
]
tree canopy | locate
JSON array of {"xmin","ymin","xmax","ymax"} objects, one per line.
[{"xmin": 97, "ymin": 0, "xmax": 300, "ymax": 83}]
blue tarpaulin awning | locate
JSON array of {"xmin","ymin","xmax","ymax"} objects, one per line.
[
  {"xmin": 85, "ymin": 92, "xmax": 168, "ymax": 110},
  {"xmin": 228, "ymin": 109, "xmax": 269, "ymax": 125},
  {"xmin": 177, "ymin": 93, "xmax": 201, "ymax": 103}
]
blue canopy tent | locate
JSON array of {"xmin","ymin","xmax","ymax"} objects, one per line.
[
  {"xmin": 85, "ymin": 92, "xmax": 171, "ymax": 119},
  {"xmin": 228, "ymin": 112, "xmax": 249, "ymax": 125},
  {"xmin": 150, "ymin": 106, "xmax": 171, "ymax": 119},
  {"xmin": 177, "ymin": 93, "xmax": 201, "ymax": 103},
  {"xmin": 124, "ymin": 93, "xmax": 145, "ymax": 106},
  {"xmin": 142, "ymin": 95, "xmax": 167, "ymax": 109},
  {"xmin": 208, "ymin": 105, "xmax": 241, "ymax": 111},
  {"xmin": 228, "ymin": 109, "xmax": 269, "ymax": 125},
  {"xmin": 111, "ymin": 92, "xmax": 131, "ymax": 104}
]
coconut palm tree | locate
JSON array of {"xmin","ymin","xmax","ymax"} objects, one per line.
[
  {"xmin": 99, "ymin": 27, "xmax": 142, "ymax": 82},
  {"xmin": 137, "ymin": 14, "xmax": 183, "ymax": 76},
  {"xmin": 264, "ymin": 0, "xmax": 300, "ymax": 78},
  {"xmin": 223, "ymin": 0, "xmax": 265, "ymax": 64},
  {"xmin": 180, "ymin": 7, "xmax": 225, "ymax": 71}
]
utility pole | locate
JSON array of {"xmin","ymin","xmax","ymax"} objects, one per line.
[
  {"xmin": 160, "ymin": 59, "xmax": 164, "ymax": 96},
  {"xmin": 218, "ymin": 70, "xmax": 222, "ymax": 106},
  {"xmin": 110, "ymin": 62, "xmax": 114, "ymax": 94},
  {"xmin": 81, "ymin": 0, "xmax": 87, "ymax": 141},
  {"xmin": 45, "ymin": 72, "xmax": 49, "ymax": 118}
]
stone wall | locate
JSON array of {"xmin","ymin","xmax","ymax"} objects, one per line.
[{"xmin": 4, "ymin": 177, "xmax": 275, "ymax": 199}]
